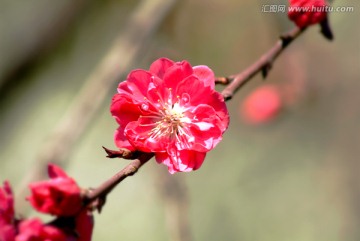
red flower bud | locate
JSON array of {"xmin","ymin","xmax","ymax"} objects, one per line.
[
  {"xmin": 0, "ymin": 181, "xmax": 16, "ymax": 241},
  {"xmin": 27, "ymin": 164, "xmax": 82, "ymax": 217},
  {"xmin": 288, "ymin": 0, "xmax": 328, "ymax": 28},
  {"xmin": 15, "ymin": 218, "xmax": 67, "ymax": 241},
  {"xmin": 74, "ymin": 210, "xmax": 94, "ymax": 241}
]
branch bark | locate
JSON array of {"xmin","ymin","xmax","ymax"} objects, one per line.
[
  {"xmin": 220, "ymin": 27, "xmax": 305, "ymax": 101},
  {"xmin": 83, "ymin": 153, "xmax": 154, "ymax": 207}
]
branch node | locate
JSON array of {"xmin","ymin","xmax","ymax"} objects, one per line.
[
  {"xmin": 215, "ymin": 76, "xmax": 232, "ymax": 85},
  {"xmin": 261, "ymin": 63, "xmax": 272, "ymax": 79},
  {"xmin": 125, "ymin": 165, "xmax": 138, "ymax": 176},
  {"xmin": 222, "ymin": 93, "xmax": 232, "ymax": 101},
  {"xmin": 320, "ymin": 17, "xmax": 334, "ymax": 40},
  {"xmin": 102, "ymin": 146, "xmax": 138, "ymax": 159},
  {"xmin": 220, "ymin": 27, "xmax": 304, "ymax": 100},
  {"xmin": 280, "ymin": 35, "xmax": 293, "ymax": 48}
]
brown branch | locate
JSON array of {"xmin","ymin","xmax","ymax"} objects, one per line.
[
  {"xmin": 83, "ymin": 152, "xmax": 154, "ymax": 208},
  {"xmin": 80, "ymin": 26, "xmax": 308, "ymax": 212},
  {"xmin": 220, "ymin": 27, "xmax": 305, "ymax": 101}
]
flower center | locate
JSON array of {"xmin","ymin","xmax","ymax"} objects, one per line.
[
  {"xmin": 164, "ymin": 103, "xmax": 184, "ymax": 123},
  {"xmin": 150, "ymin": 102, "xmax": 188, "ymax": 140},
  {"xmin": 141, "ymin": 90, "xmax": 192, "ymax": 148}
]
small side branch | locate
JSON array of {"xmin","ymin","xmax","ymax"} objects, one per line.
[
  {"xmin": 83, "ymin": 152, "xmax": 154, "ymax": 208},
  {"xmin": 221, "ymin": 27, "xmax": 304, "ymax": 101}
]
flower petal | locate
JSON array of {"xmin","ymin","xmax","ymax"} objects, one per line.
[
  {"xmin": 184, "ymin": 104, "xmax": 223, "ymax": 152},
  {"xmin": 0, "ymin": 181, "xmax": 15, "ymax": 228},
  {"xmin": 176, "ymin": 75, "xmax": 230, "ymax": 133},
  {"xmin": 149, "ymin": 58, "xmax": 175, "ymax": 78},
  {"xmin": 118, "ymin": 70, "xmax": 154, "ymax": 100},
  {"xmin": 125, "ymin": 118, "xmax": 169, "ymax": 152},
  {"xmin": 155, "ymin": 150, "xmax": 206, "ymax": 174},
  {"xmin": 110, "ymin": 94, "xmax": 142, "ymax": 126},
  {"xmin": 48, "ymin": 164, "xmax": 68, "ymax": 179},
  {"xmin": 205, "ymin": 91, "xmax": 230, "ymax": 133},
  {"xmin": 163, "ymin": 61, "xmax": 193, "ymax": 91},
  {"xmin": 114, "ymin": 127, "xmax": 135, "ymax": 151},
  {"xmin": 175, "ymin": 75, "xmax": 212, "ymax": 106},
  {"xmin": 193, "ymin": 65, "xmax": 215, "ymax": 89}
]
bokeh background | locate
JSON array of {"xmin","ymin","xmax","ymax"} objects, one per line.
[{"xmin": 0, "ymin": 0, "xmax": 359, "ymax": 240}]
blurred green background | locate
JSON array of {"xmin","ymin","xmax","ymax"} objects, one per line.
[{"xmin": 0, "ymin": 0, "xmax": 359, "ymax": 240}]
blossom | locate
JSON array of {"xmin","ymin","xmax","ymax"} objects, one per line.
[
  {"xmin": 27, "ymin": 164, "xmax": 82, "ymax": 216},
  {"xmin": 241, "ymin": 85, "xmax": 282, "ymax": 124},
  {"xmin": 15, "ymin": 218, "xmax": 66, "ymax": 241},
  {"xmin": 288, "ymin": 0, "xmax": 328, "ymax": 28},
  {"xmin": 111, "ymin": 58, "xmax": 229, "ymax": 173},
  {"xmin": 74, "ymin": 210, "xmax": 94, "ymax": 241},
  {"xmin": 0, "ymin": 181, "xmax": 16, "ymax": 241}
]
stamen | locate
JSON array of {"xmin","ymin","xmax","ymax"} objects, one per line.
[{"xmin": 142, "ymin": 89, "xmax": 194, "ymax": 147}]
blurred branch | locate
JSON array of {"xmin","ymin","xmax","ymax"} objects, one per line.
[
  {"xmin": 0, "ymin": 0, "xmax": 88, "ymax": 89},
  {"xmin": 157, "ymin": 171, "xmax": 193, "ymax": 241},
  {"xmin": 16, "ymin": 0, "xmax": 178, "ymax": 213},
  {"xmin": 219, "ymin": 27, "xmax": 305, "ymax": 100}
]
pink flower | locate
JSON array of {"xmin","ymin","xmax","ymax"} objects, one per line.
[
  {"xmin": 241, "ymin": 85, "xmax": 282, "ymax": 124},
  {"xmin": 111, "ymin": 58, "xmax": 229, "ymax": 173},
  {"xmin": 288, "ymin": 0, "xmax": 328, "ymax": 28},
  {"xmin": 0, "ymin": 181, "xmax": 16, "ymax": 241},
  {"xmin": 15, "ymin": 218, "xmax": 66, "ymax": 241},
  {"xmin": 74, "ymin": 210, "xmax": 93, "ymax": 241},
  {"xmin": 27, "ymin": 164, "xmax": 82, "ymax": 216}
]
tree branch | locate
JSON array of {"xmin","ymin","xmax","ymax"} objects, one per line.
[
  {"xmin": 80, "ymin": 26, "xmax": 308, "ymax": 211},
  {"xmin": 220, "ymin": 27, "xmax": 305, "ymax": 101},
  {"xmin": 83, "ymin": 152, "xmax": 154, "ymax": 208}
]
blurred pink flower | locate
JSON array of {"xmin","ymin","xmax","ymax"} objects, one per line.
[
  {"xmin": 15, "ymin": 218, "xmax": 66, "ymax": 241},
  {"xmin": 241, "ymin": 85, "xmax": 282, "ymax": 124},
  {"xmin": 111, "ymin": 58, "xmax": 229, "ymax": 173},
  {"xmin": 288, "ymin": 0, "xmax": 328, "ymax": 28},
  {"xmin": 74, "ymin": 210, "xmax": 93, "ymax": 241},
  {"xmin": 28, "ymin": 164, "xmax": 82, "ymax": 217},
  {"xmin": 0, "ymin": 181, "xmax": 16, "ymax": 241}
]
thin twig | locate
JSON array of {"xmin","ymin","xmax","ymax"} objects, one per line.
[
  {"xmin": 215, "ymin": 76, "xmax": 231, "ymax": 85},
  {"xmin": 83, "ymin": 152, "xmax": 154, "ymax": 206},
  {"xmin": 16, "ymin": 0, "xmax": 178, "ymax": 214},
  {"xmin": 221, "ymin": 27, "xmax": 304, "ymax": 101}
]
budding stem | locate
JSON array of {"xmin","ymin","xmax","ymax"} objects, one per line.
[{"xmin": 220, "ymin": 27, "xmax": 305, "ymax": 101}]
